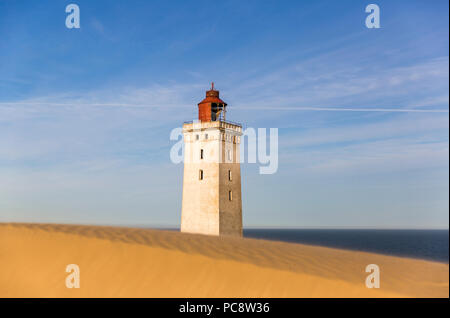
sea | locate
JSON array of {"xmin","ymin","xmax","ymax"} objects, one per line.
[{"xmin": 243, "ymin": 229, "xmax": 449, "ymax": 263}]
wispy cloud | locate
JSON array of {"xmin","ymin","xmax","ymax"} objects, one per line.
[
  {"xmin": 280, "ymin": 114, "xmax": 449, "ymax": 148},
  {"xmin": 232, "ymin": 56, "xmax": 449, "ymax": 111},
  {"xmin": 1, "ymin": 103, "xmax": 447, "ymax": 113}
]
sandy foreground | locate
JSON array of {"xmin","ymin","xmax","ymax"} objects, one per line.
[{"xmin": 0, "ymin": 223, "xmax": 448, "ymax": 298}]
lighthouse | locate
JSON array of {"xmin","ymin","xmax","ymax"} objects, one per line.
[{"xmin": 181, "ymin": 83, "xmax": 243, "ymax": 237}]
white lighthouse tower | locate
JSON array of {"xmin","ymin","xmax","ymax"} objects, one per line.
[{"xmin": 181, "ymin": 83, "xmax": 243, "ymax": 237}]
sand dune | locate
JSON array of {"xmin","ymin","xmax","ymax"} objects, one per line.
[{"xmin": 0, "ymin": 223, "xmax": 447, "ymax": 297}]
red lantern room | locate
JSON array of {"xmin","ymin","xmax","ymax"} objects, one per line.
[{"xmin": 198, "ymin": 82, "xmax": 227, "ymax": 122}]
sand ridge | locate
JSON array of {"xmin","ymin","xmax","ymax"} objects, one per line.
[{"xmin": 0, "ymin": 223, "xmax": 448, "ymax": 297}]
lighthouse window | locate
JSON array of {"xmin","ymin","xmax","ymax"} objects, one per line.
[
  {"xmin": 200, "ymin": 149, "xmax": 204, "ymax": 159},
  {"xmin": 227, "ymin": 150, "xmax": 232, "ymax": 161},
  {"xmin": 199, "ymin": 169, "xmax": 203, "ymax": 180},
  {"xmin": 195, "ymin": 134, "xmax": 199, "ymax": 140},
  {"xmin": 228, "ymin": 190, "xmax": 233, "ymax": 201},
  {"xmin": 205, "ymin": 133, "xmax": 208, "ymax": 140},
  {"xmin": 228, "ymin": 170, "xmax": 232, "ymax": 181}
]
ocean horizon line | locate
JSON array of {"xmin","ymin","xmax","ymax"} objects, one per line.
[{"xmin": 0, "ymin": 221, "xmax": 448, "ymax": 231}]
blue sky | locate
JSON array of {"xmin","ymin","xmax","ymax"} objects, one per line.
[{"xmin": 0, "ymin": 0, "xmax": 448, "ymax": 228}]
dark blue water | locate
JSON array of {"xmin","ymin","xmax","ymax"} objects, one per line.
[{"xmin": 243, "ymin": 229, "xmax": 449, "ymax": 263}]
